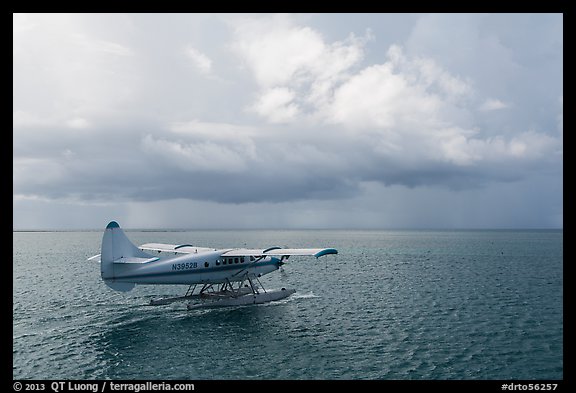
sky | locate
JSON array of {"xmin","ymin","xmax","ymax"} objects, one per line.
[{"xmin": 13, "ymin": 13, "xmax": 563, "ymax": 230}]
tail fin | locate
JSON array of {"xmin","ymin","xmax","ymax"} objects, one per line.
[{"xmin": 100, "ymin": 221, "xmax": 151, "ymax": 292}]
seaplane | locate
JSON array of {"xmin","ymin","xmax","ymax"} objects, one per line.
[{"xmin": 88, "ymin": 221, "xmax": 337, "ymax": 309}]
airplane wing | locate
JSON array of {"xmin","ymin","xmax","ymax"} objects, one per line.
[
  {"xmin": 139, "ymin": 243, "xmax": 218, "ymax": 254},
  {"xmin": 222, "ymin": 247, "xmax": 338, "ymax": 259},
  {"xmin": 139, "ymin": 244, "xmax": 337, "ymax": 259},
  {"xmin": 223, "ymin": 247, "xmax": 337, "ymax": 279}
]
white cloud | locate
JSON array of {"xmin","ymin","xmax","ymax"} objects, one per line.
[
  {"xmin": 326, "ymin": 61, "xmax": 443, "ymax": 129},
  {"xmin": 14, "ymin": 111, "xmax": 91, "ymax": 131},
  {"xmin": 66, "ymin": 117, "xmax": 91, "ymax": 129},
  {"xmin": 169, "ymin": 120, "xmax": 258, "ymax": 141},
  {"xmin": 72, "ymin": 33, "xmax": 133, "ymax": 56},
  {"xmin": 249, "ymin": 87, "xmax": 300, "ymax": 123},
  {"xmin": 435, "ymin": 130, "xmax": 559, "ymax": 166},
  {"xmin": 184, "ymin": 46, "xmax": 212, "ymax": 75},
  {"xmin": 231, "ymin": 17, "xmax": 470, "ymax": 135},
  {"xmin": 232, "ymin": 18, "xmax": 562, "ymax": 172},
  {"xmin": 13, "ymin": 14, "xmax": 140, "ymax": 130},
  {"xmin": 232, "ymin": 14, "xmax": 361, "ymax": 88},
  {"xmin": 318, "ymin": 44, "xmax": 474, "ymax": 135},
  {"xmin": 479, "ymin": 98, "xmax": 509, "ymax": 111},
  {"xmin": 232, "ymin": 14, "xmax": 367, "ymax": 122}
]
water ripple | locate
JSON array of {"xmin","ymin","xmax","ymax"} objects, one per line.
[{"xmin": 13, "ymin": 230, "xmax": 563, "ymax": 379}]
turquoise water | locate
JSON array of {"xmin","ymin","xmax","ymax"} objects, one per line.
[{"xmin": 13, "ymin": 229, "xmax": 563, "ymax": 380}]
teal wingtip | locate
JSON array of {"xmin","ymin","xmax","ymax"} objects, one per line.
[{"xmin": 314, "ymin": 248, "xmax": 338, "ymax": 258}]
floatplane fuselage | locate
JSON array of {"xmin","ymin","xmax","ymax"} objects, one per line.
[{"xmin": 88, "ymin": 221, "xmax": 337, "ymax": 309}]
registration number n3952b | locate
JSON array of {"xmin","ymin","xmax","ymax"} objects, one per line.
[{"xmin": 172, "ymin": 262, "xmax": 197, "ymax": 271}]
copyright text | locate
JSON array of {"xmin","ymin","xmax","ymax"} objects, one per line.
[{"xmin": 12, "ymin": 382, "xmax": 194, "ymax": 393}]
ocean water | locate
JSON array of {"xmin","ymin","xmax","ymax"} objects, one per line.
[{"xmin": 13, "ymin": 229, "xmax": 563, "ymax": 380}]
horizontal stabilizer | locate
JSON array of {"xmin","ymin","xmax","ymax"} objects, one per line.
[
  {"xmin": 104, "ymin": 280, "xmax": 135, "ymax": 292},
  {"xmin": 87, "ymin": 254, "xmax": 101, "ymax": 262},
  {"xmin": 113, "ymin": 256, "xmax": 160, "ymax": 264}
]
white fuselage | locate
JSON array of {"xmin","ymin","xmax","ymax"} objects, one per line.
[
  {"xmin": 96, "ymin": 221, "xmax": 336, "ymax": 293},
  {"xmin": 108, "ymin": 250, "xmax": 281, "ymax": 286}
]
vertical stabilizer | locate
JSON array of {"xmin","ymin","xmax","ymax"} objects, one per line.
[{"xmin": 100, "ymin": 221, "xmax": 150, "ymax": 292}]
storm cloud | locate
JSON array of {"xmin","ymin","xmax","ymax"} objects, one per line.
[{"xmin": 13, "ymin": 13, "xmax": 563, "ymax": 229}]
